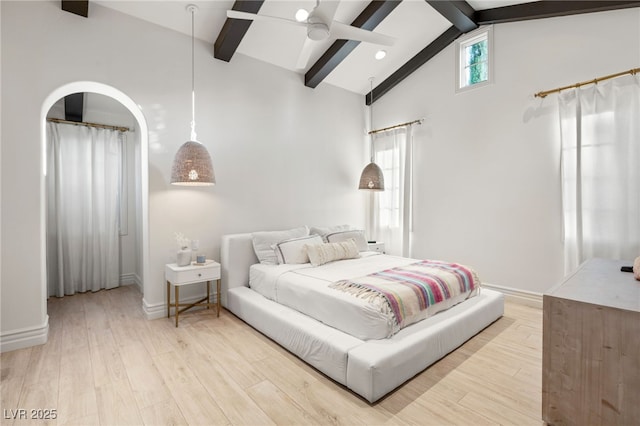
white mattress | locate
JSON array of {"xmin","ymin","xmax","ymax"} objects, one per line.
[
  {"xmin": 249, "ymin": 252, "xmax": 480, "ymax": 340},
  {"xmin": 227, "ymin": 285, "xmax": 504, "ymax": 402}
]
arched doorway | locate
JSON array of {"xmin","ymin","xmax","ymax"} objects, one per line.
[{"xmin": 40, "ymin": 82, "xmax": 149, "ymax": 312}]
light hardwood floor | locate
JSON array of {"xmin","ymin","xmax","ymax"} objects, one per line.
[{"xmin": 1, "ymin": 286, "xmax": 543, "ymax": 425}]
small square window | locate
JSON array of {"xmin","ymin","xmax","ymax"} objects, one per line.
[{"xmin": 456, "ymin": 26, "xmax": 493, "ymax": 92}]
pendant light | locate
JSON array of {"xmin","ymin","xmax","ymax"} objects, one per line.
[
  {"xmin": 358, "ymin": 78, "xmax": 384, "ymax": 191},
  {"xmin": 171, "ymin": 4, "xmax": 215, "ymax": 186}
]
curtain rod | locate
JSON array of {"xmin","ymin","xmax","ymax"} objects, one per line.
[
  {"xmin": 368, "ymin": 119, "xmax": 423, "ymax": 135},
  {"xmin": 47, "ymin": 117, "xmax": 130, "ymax": 132},
  {"xmin": 534, "ymin": 67, "xmax": 640, "ymax": 98}
]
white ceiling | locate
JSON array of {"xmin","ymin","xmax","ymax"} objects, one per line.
[{"xmin": 93, "ymin": 0, "xmax": 535, "ymax": 95}]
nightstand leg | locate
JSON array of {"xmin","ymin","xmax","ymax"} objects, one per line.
[
  {"xmin": 175, "ymin": 286, "xmax": 179, "ymax": 327},
  {"xmin": 217, "ymin": 279, "xmax": 221, "ymax": 317},
  {"xmin": 206, "ymin": 281, "xmax": 210, "ymax": 309},
  {"xmin": 166, "ymin": 281, "xmax": 171, "ymax": 318}
]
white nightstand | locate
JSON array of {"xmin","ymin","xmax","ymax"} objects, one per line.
[
  {"xmin": 165, "ymin": 260, "xmax": 221, "ymax": 327},
  {"xmin": 367, "ymin": 242, "xmax": 385, "ymax": 253}
]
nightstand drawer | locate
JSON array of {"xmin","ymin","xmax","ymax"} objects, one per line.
[
  {"xmin": 367, "ymin": 242, "xmax": 385, "ymax": 253},
  {"xmin": 165, "ymin": 263, "xmax": 220, "ymax": 285}
]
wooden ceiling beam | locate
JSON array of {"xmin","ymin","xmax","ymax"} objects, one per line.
[
  {"xmin": 426, "ymin": 1, "xmax": 477, "ymax": 33},
  {"xmin": 366, "ymin": 26, "xmax": 461, "ymax": 105},
  {"xmin": 61, "ymin": 1, "xmax": 89, "ymax": 18},
  {"xmin": 64, "ymin": 93, "xmax": 84, "ymax": 123},
  {"xmin": 304, "ymin": 0, "xmax": 402, "ymax": 89},
  {"xmin": 214, "ymin": 0, "xmax": 264, "ymax": 62},
  {"xmin": 475, "ymin": 0, "xmax": 640, "ymax": 25}
]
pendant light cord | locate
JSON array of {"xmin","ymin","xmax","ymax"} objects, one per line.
[
  {"xmin": 369, "ymin": 77, "xmax": 374, "ymax": 162},
  {"xmin": 190, "ymin": 6, "xmax": 197, "ymax": 141}
]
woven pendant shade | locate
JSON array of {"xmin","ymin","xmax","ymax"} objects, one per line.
[
  {"xmin": 171, "ymin": 141, "xmax": 215, "ymax": 186},
  {"xmin": 358, "ymin": 162, "xmax": 384, "ymax": 191}
]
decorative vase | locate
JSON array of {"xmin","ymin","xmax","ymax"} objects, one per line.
[{"xmin": 176, "ymin": 248, "xmax": 192, "ymax": 266}]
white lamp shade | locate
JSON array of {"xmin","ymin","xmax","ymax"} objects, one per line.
[
  {"xmin": 171, "ymin": 140, "xmax": 215, "ymax": 186},
  {"xmin": 358, "ymin": 162, "xmax": 384, "ymax": 191}
]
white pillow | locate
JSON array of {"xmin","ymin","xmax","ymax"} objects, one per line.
[
  {"xmin": 325, "ymin": 229, "xmax": 368, "ymax": 252},
  {"xmin": 274, "ymin": 235, "xmax": 322, "ymax": 264},
  {"xmin": 309, "ymin": 224, "xmax": 352, "ymax": 242},
  {"xmin": 305, "ymin": 239, "xmax": 360, "ymax": 267},
  {"xmin": 252, "ymin": 226, "xmax": 309, "ymax": 265}
]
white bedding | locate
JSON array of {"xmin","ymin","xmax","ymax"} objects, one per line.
[{"xmin": 249, "ymin": 252, "xmax": 480, "ymax": 340}]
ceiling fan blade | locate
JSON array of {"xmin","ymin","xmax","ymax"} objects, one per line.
[
  {"xmin": 226, "ymin": 10, "xmax": 305, "ymax": 28},
  {"xmin": 296, "ymin": 37, "xmax": 316, "ymax": 69},
  {"xmin": 312, "ymin": 1, "xmax": 340, "ymax": 24},
  {"xmin": 330, "ymin": 22, "xmax": 396, "ymax": 46}
]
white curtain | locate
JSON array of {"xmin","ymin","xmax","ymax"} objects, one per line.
[
  {"xmin": 370, "ymin": 126, "xmax": 413, "ymax": 257},
  {"xmin": 46, "ymin": 122, "xmax": 122, "ymax": 297},
  {"xmin": 559, "ymin": 74, "xmax": 640, "ymax": 274}
]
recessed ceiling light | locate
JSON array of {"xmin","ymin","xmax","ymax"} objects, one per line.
[
  {"xmin": 375, "ymin": 50, "xmax": 387, "ymax": 60},
  {"xmin": 295, "ymin": 8, "xmax": 309, "ymax": 22}
]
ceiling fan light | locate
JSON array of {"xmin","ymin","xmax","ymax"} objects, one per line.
[
  {"xmin": 295, "ymin": 8, "xmax": 309, "ymax": 22},
  {"xmin": 307, "ymin": 22, "xmax": 330, "ymax": 41},
  {"xmin": 375, "ymin": 49, "xmax": 387, "ymax": 60}
]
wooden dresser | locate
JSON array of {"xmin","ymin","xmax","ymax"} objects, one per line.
[{"xmin": 542, "ymin": 258, "xmax": 640, "ymax": 425}]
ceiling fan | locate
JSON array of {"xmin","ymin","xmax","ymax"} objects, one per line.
[{"xmin": 227, "ymin": 0, "xmax": 396, "ymax": 69}]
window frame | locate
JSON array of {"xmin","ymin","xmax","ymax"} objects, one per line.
[{"xmin": 455, "ymin": 25, "xmax": 493, "ymax": 93}]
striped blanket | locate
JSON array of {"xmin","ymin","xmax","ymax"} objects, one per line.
[{"xmin": 329, "ymin": 260, "xmax": 481, "ymax": 331}]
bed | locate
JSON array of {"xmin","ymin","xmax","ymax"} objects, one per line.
[{"xmin": 220, "ymin": 232, "xmax": 504, "ymax": 403}]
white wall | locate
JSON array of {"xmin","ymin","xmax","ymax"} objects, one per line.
[
  {"xmin": 120, "ymin": 129, "xmax": 141, "ymax": 285},
  {"xmin": 0, "ymin": 1, "xmax": 364, "ymax": 350},
  {"xmin": 0, "ymin": 2, "xmax": 3, "ymax": 336},
  {"xmin": 371, "ymin": 8, "xmax": 640, "ymax": 294}
]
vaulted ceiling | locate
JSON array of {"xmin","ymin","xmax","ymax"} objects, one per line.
[{"xmin": 66, "ymin": 0, "xmax": 640, "ymax": 104}]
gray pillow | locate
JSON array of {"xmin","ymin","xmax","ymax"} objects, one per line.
[
  {"xmin": 251, "ymin": 226, "xmax": 309, "ymax": 264},
  {"xmin": 325, "ymin": 229, "xmax": 368, "ymax": 252},
  {"xmin": 274, "ymin": 235, "xmax": 323, "ymax": 264},
  {"xmin": 309, "ymin": 224, "xmax": 352, "ymax": 242}
]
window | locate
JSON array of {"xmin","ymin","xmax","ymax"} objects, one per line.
[
  {"xmin": 374, "ymin": 145, "xmax": 401, "ymax": 230},
  {"xmin": 561, "ymin": 110, "xmax": 622, "ymax": 269},
  {"xmin": 370, "ymin": 128, "xmax": 413, "ymax": 257},
  {"xmin": 558, "ymin": 75, "xmax": 640, "ymax": 274},
  {"xmin": 456, "ymin": 26, "xmax": 493, "ymax": 92}
]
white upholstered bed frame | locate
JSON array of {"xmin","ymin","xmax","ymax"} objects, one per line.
[{"xmin": 220, "ymin": 233, "xmax": 505, "ymax": 403}]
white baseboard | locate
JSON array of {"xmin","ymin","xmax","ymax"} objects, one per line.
[
  {"xmin": 121, "ymin": 273, "xmax": 143, "ymax": 293},
  {"xmin": 133, "ymin": 273, "xmax": 143, "ymax": 293},
  {"xmin": 142, "ymin": 294, "xmax": 212, "ymax": 320},
  {"xmin": 483, "ymin": 283, "xmax": 542, "ymax": 309},
  {"xmin": 0, "ymin": 317, "xmax": 49, "ymax": 353},
  {"xmin": 143, "ymin": 298, "xmax": 166, "ymax": 320},
  {"xmin": 120, "ymin": 273, "xmax": 136, "ymax": 285}
]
